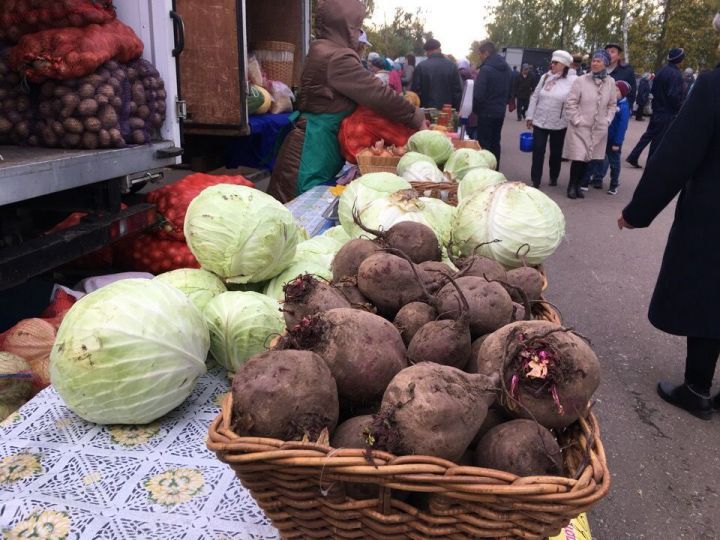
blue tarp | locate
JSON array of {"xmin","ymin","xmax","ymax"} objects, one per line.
[{"xmin": 224, "ymin": 113, "xmax": 293, "ymax": 171}]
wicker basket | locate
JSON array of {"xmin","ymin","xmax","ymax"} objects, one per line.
[
  {"xmin": 410, "ymin": 181, "xmax": 458, "ymax": 206},
  {"xmin": 452, "ymin": 139, "xmax": 481, "ymax": 150},
  {"xmin": 208, "ymin": 396, "xmax": 610, "ymax": 540},
  {"xmin": 357, "ymin": 154, "xmax": 401, "ymax": 175},
  {"xmin": 254, "ymin": 41, "xmax": 296, "ymax": 87}
]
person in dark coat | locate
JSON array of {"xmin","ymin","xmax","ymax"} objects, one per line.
[
  {"xmin": 635, "ymin": 73, "xmax": 651, "ymax": 121},
  {"xmin": 605, "ymin": 43, "xmax": 636, "ymax": 109},
  {"xmin": 512, "ymin": 65, "xmax": 535, "ymax": 121},
  {"xmin": 626, "ymin": 48, "xmax": 685, "ymax": 168},
  {"xmin": 473, "ymin": 40, "xmax": 512, "ymax": 167},
  {"xmin": 618, "ymin": 64, "xmax": 720, "ymax": 420},
  {"xmin": 411, "ymin": 38, "xmax": 463, "ymax": 109}
]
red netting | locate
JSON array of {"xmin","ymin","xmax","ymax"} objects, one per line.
[
  {"xmin": 9, "ymin": 19, "xmax": 143, "ymax": 82},
  {"xmin": 0, "ymin": 0, "xmax": 117, "ymax": 43},
  {"xmin": 338, "ymin": 106, "xmax": 417, "ymax": 163},
  {"xmin": 0, "ymin": 48, "xmax": 34, "ymax": 144}
]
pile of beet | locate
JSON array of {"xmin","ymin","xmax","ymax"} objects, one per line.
[{"xmin": 229, "ymin": 216, "xmax": 601, "ymax": 499}]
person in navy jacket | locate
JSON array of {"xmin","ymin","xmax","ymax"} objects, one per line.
[{"xmin": 605, "ymin": 80, "xmax": 631, "ymax": 194}]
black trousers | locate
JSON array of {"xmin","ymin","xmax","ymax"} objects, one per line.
[
  {"xmin": 635, "ymin": 101, "xmax": 646, "ymax": 121},
  {"xmin": 684, "ymin": 337, "xmax": 720, "ymax": 395},
  {"xmin": 531, "ymin": 127, "xmax": 566, "ymax": 185},
  {"xmin": 569, "ymin": 160, "xmax": 588, "ymax": 187},
  {"xmin": 517, "ymin": 98, "xmax": 530, "ymax": 120},
  {"xmin": 476, "ymin": 116, "xmax": 505, "ymax": 169},
  {"xmin": 627, "ymin": 113, "xmax": 673, "ymax": 163}
]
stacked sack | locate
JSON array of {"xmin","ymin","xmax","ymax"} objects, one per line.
[{"xmin": 0, "ymin": 48, "xmax": 33, "ymax": 144}]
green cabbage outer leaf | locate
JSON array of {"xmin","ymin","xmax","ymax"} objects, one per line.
[
  {"xmin": 458, "ymin": 169, "xmax": 507, "ymax": 202},
  {"xmin": 338, "ymin": 173, "xmax": 411, "ymax": 237},
  {"xmin": 322, "ymin": 225, "xmax": 351, "ymax": 244},
  {"xmin": 356, "ymin": 190, "xmax": 455, "ymax": 245},
  {"xmin": 406, "ymin": 131, "xmax": 454, "ymax": 165},
  {"xmin": 443, "ymin": 149, "xmax": 492, "ymax": 181},
  {"xmin": 204, "ymin": 291, "xmax": 285, "ymax": 372},
  {"xmin": 50, "ymin": 279, "xmax": 209, "ymax": 425},
  {"xmin": 184, "ymin": 184, "xmax": 300, "ymax": 283},
  {"xmin": 154, "ymin": 268, "xmax": 227, "ymax": 314},
  {"xmin": 451, "ymin": 182, "xmax": 565, "ymax": 267},
  {"xmin": 478, "ymin": 149, "xmax": 497, "ymax": 171},
  {"xmin": 263, "ymin": 234, "xmax": 343, "ymax": 300},
  {"xmin": 397, "ymin": 151, "xmax": 436, "ymax": 174}
]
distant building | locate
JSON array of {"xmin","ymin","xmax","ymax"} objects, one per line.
[{"xmin": 501, "ymin": 46, "xmax": 554, "ymax": 72}]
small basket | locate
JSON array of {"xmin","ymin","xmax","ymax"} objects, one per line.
[
  {"xmin": 532, "ymin": 297, "xmax": 563, "ymax": 325},
  {"xmin": 208, "ymin": 395, "xmax": 610, "ymax": 540},
  {"xmin": 409, "ymin": 181, "xmax": 458, "ymax": 206},
  {"xmin": 357, "ymin": 154, "xmax": 401, "ymax": 175},
  {"xmin": 452, "ymin": 139, "xmax": 481, "ymax": 150},
  {"xmin": 253, "ymin": 41, "xmax": 296, "ymax": 87}
]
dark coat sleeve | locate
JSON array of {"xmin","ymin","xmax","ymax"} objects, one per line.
[
  {"xmin": 472, "ymin": 66, "xmax": 488, "ymax": 114},
  {"xmin": 667, "ymin": 69, "xmax": 684, "ymax": 113},
  {"xmin": 622, "ymin": 74, "xmax": 715, "ymax": 228},
  {"xmin": 327, "ymin": 50, "xmax": 423, "ymax": 128},
  {"xmin": 452, "ymin": 67, "xmax": 463, "ymax": 110}
]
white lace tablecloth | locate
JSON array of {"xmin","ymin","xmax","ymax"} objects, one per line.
[{"xmin": 0, "ymin": 365, "xmax": 280, "ymax": 540}]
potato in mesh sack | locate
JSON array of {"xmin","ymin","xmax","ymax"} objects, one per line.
[
  {"xmin": 9, "ymin": 19, "xmax": 143, "ymax": 82},
  {"xmin": 32, "ymin": 59, "xmax": 167, "ymax": 149},
  {"xmin": 0, "ymin": 0, "xmax": 117, "ymax": 43},
  {"xmin": 0, "ymin": 49, "xmax": 34, "ymax": 145}
]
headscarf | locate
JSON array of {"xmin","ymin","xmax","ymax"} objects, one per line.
[{"xmin": 592, "ymin": 49, "xmax": 610, "ymax": 79}]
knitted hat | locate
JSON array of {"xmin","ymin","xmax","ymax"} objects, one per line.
[
  {"xmin": 551, "ymin": 50, "xmax": 573, "ymax": 67},
  {"xmin": 615, "ymin": 80, "xmax": 630, "ymax": 98},
  {"xmin": 367, "ymin": 52, "xmax": 380, "ymax": 62},
  {"xmin": 423, "ymin": 38, "xmax": 441, "ymax": 51},
  {"xmin": 668, "ymin": 47, "xmax": 685, "ymax": 63},
  {"xmin": 593, "ymin": 49, "xmax": 611, "ymax": 66}
]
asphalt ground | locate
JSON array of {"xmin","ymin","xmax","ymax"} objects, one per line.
[{"xmin": 497, "ymin": 111, "xmax": 720, "ymax": 539}]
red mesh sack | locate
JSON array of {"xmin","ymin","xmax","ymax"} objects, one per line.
[
  {"xmin": 0, "ymin": 0, "xmax": 117, "ymax": 43},
  {"xmin": 113, "ymin": 235, "xmax": 201, "ymax": 274},
  {"xmin": 147, "ymin": 173, "xmax": 255, "ymax": 241},
  {"xmin": 120, "ymin": 59, "xmax": 168, "ymax": 144},
  {"xmin": 9, "ymin": 19, "xmax": 143, "ymax": 82},
  {"xmin": 338, "ymin": 106, "xmax": 417, "ymax": 164}
]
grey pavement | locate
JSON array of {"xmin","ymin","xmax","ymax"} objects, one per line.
[{"xmin": 497, "ymin": 112, "xmax": 720, "ymax": 539}]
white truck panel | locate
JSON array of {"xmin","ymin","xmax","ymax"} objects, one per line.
[{"xmin": 114, "ymin": 0, "xmax": 181, "ymax": 152}]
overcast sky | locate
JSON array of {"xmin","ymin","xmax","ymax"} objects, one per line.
[{"xmin": 370, "ymin": 0, "xmax": 494, "ymax": 59}]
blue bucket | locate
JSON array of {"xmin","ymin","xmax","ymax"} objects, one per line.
[{"xmin": 519, "ymin": 132, "xmax": 534, "ymax": 153}]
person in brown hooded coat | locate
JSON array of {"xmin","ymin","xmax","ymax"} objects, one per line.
[{"xmin": 267, "ymin": 0, "xmax": 425, "ymax": 203}]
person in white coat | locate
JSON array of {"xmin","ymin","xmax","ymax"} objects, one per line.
[
  {"xmin": 526, "ymin": 50, "xmax": 575, "ymax": 188},
  {"xmin": 563, "ymin": 49, "xmax": 617, "ymax": 199}
]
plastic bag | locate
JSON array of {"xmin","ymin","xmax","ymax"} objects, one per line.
[
  {"xmin": 247, "ymin": 54, "xmax": 264, "ymax": 86},
  {"xmin": 10, "ymin": 19, "xmax": 144, "ymax": 82},
  {"xmin": 269, "ymin": 81, "xmax": 294, "ymax": 114},
  {"xmin": 338, "ymin": 106, "xmax": 417, "ymax": 163},
  {"xmin": 0, "ymin": 0, "xmax": 117, "ymax": 43}
]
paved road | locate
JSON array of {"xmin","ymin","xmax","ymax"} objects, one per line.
[{"xmin": 497, "ymin": 112, "xmax": 720, "ymax": 539}]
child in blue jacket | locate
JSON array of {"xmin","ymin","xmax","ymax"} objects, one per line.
[{"xmin": 605, "ymin": 80, "xmax": 631, "ymax": 194}]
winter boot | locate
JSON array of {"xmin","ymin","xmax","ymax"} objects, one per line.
[{"xmin": 657, "ymin": 381, "xmax": 712, "ymax": 420}]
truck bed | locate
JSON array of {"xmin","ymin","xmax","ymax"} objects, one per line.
[{"xmin": 0, "ymin": 141, "xmax": 179, "ymax": 206}]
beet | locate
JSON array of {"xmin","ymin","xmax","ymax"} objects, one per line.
[
  {"xmin": 282, "ymin": 274, "xmax": 350, "ymax": 328},
  {"xmin": 370, "ymin": 363, "xmax": 499, "ymax": 462},
  {"xmin": 357, "ymin": 252, "xmax": 428, "ymax": 317},
  {"xmin": 418, "ymin": 260, "xmax": 454, "ymax": 293},
  {"xmin": 278, "ymin": 308, "xmax": 407, "ymax": 406},
  {"xmin": 380, "ymin": 221, "xmax": 441, "ymax": 264},
  {"xmin": 332, "ymin": 279, "xmax": 375, "ymax": 312},
  {"xmin": 475, "ymin": 320, "xmax": 600, "ymax": 429},
  {"xmin": 475, "ymin": 419, "xmax": 563, "ymax": 477},
  {"xmin": 331, "ymin": 238, "xmax": 379, "ymax": 283},
  {"xmin": 393, "ymin": 302, "xmax": 437, "ymax": 346},
  {"xmin": 505, "ymin": 266, "xmax": 544, "ymax": 302},
  {"xmin": 330, "ymin": 415, "xmax": 378, "ymax": 499},
  {"xmin": 436, "ymin": 276, "xmax": 513, "ymax": 338},
  {"xmin": 456, "ymin": 254, "xmax": 507, "ymax": 282},
  {"xmin": 231, "ymin": 350, "xmax": 339, "ymax": 440}
]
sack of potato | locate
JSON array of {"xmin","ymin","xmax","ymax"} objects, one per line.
[
  {"xmin": 32, "ymin": 58, "xmax": 166, "ymax": 149},
  {"xmin": 0, "ymin": 49, "xmax": 34, "ymax": 145}
]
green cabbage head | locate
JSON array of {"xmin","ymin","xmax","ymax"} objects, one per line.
[
  {"xmin": 338, "ymin": 173, "xmax": 411, "ymax": 237},
  {"xmin": 406, "ymin": 131, "xmax": 454, "ymax": 165},
  {"xmin": 50, "ymin": 279, "xmax": 210, "ymax": 424},
  {"xmin": 154, "ymin": 268, "xmax": 227, "ymax": 313},
  {"xmin": 451, "ymin": 182, "xmax": 565, "ymax": 267},
  {"xmin": 184, "ymin": 184, "xmax": 300, "ymax": 283},
  {"xmin": 396, "ymin": 152, "xmax": 445, "ymax": 182},
  {"xmin": 204, "ymin": 291, "xmax": 285, "ymax": 372},
  {"xmin": 444, "ymin": 149, "xmax": 492, "ymax": 181},
  {"xmin": 458, "ymin": 169, "xmax": 507, "ymax": 202}
]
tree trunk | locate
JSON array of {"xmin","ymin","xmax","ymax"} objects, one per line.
[{"xmin": 654, "ymin": 0, "xmax": 673, "ymax": 71}]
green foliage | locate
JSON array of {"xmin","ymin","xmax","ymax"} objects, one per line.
[
  {"xmin": 365, "ymin": 8, "xmax": 432, "ymax": 58},
  {"xmin": 485, "ymin": 0, "xmax": 719, "ymax": 71}
]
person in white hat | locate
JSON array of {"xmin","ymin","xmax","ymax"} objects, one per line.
[{"xmin": 525, "ymin": 49, "xmax": 575, "ymax": 188}]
